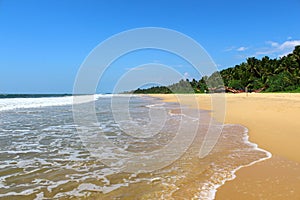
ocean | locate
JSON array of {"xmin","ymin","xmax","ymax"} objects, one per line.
[{"xmin": 0, "ymin": 94, "xmax": 271, "ymax": 199}]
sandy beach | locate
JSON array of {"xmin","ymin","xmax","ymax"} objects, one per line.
[{"xmin": 149, "ymin": 93, "xmax": 300, "ymax": 199}]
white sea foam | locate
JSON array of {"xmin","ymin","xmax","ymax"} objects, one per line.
[
  {"xmin": 201, "ymin": 124, "xmax": 272, "ymax": 200},
  {"xmin": 145, "ymin": 103, "xmax": 165, "ymax": 108},
  {"xmin": 0, "ymin": 95, "xmax": 272, "ymax": 199},
  {"xmin": 34, "ymin": 192, "xmax": 45, "ymax": 200},
  {"xmin": 0, "ymin": 188, "xmax": 39, "ymax": 198},
  {"xmin": 0, "ymin": 94, "xmax": 105, "ymax": 112}
]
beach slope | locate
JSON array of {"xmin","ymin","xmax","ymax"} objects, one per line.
[{"xmin": 149, "ymin": 93, "xmax": 300, "ymax": 200}]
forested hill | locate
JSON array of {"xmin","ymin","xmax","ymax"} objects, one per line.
[{"xmin": 133, "ymin": 45, "xmax": 300, "ymax": 93}]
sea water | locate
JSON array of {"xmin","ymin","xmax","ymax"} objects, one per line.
[{"xmin": 0, "ymin": 94, "xmax": 271, "ymax": 199}]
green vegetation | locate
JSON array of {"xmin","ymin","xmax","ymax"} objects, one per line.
[{"xmin": 133, "ymin": 45, "xmax": 300, "ymax": 93}]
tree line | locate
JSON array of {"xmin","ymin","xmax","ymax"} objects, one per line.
[{"xmin": 133, "ymin": 45, "xmax": 300, "ymax": 93}]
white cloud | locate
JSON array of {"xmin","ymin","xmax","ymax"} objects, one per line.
[
  {"xmin": 266, "ymin": 41, "xmax": 279, "ymax": 47},
  {"xmin": 279, "ymin": 40, "xmax": 300, "ymax": 50},
  {"xmin": 278, "ymin": 40, "xmax": 300, "ymax": 57},
  {"xmin": 237, "ymin": 46, "xmax": 248, "ymax": 52},
  {"xmin": 224, "ymin": 46, "xmax": 236, "ymax": 52},
  {"xmin": 256, "ymin": 39, "xmax": 300, "ymax": 57},
  {"xmin": 225, "ymin": 46, "xmax": 249, "ymax": 52},
  {"xmin": 183, "ymin": 72, "xmax": 190, "ymax": 79},
  {"xmin": 226, "ymin": 39, "xmax": 299, "ymax": 61}
]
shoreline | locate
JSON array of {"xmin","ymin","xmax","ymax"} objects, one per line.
[
  {"xmin": 206, "ymin": 124, "xmax": 272, "ymax": 200},
  {"xmin": 210, "ymin": 125, "xmax": 273, "ymax": 200},
  {"xmin": 148, "ymin": 93, "xmax": 300, "ymax": 199}
]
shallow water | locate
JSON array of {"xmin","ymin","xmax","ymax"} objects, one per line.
[{"xmin": 0, "ymin": 95, "xmax": 270, "ymax": 199}]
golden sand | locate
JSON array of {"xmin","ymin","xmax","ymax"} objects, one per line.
[{"xmin": 149, "ymin": 93, "xmax": 300, "ymax": 199}]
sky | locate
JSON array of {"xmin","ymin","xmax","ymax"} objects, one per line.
[{"xmin": 0, "ymin": 0, "xmax": 300, "ymax": 93}]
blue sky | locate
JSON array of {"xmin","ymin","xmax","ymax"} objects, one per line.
[{"xmin": 1, "ymin": 0, "xmax": 300, "ymax": 93}]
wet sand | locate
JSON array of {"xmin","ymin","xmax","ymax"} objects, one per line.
[{"xmin": 149, "ymin": 93, "xmax": 300, "ymax": 199}]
